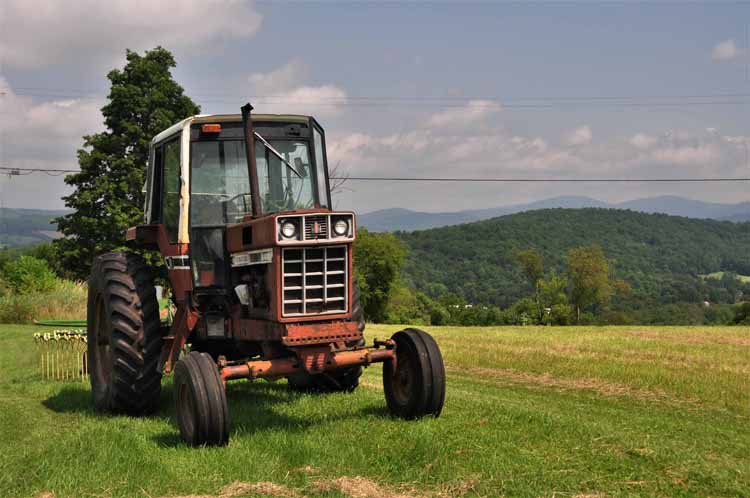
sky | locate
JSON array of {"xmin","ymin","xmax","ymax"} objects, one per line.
[{"xmin": 1, "ymin": 1, "xmax": 750, "ymax": 214}]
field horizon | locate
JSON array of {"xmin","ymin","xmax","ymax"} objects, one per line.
[{"xmin": 1, "ymin": 324, "xmax": 748, "ymax": 498}]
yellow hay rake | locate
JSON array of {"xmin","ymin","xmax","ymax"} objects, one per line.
[{"xmin": 34, "ymin": 330, "xmax": 88, "ymax": 382}]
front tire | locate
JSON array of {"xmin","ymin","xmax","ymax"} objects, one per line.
[
  {"xmin": 174, "ymin": 352, "xmax": 230, "ymax": 446},
  {"xmin": 87, "ymin": 252, "xmax": 162, "ymax": 414},
  {"xmin": 383, "ymin": 328, "xmax": 445, "ymax": 418}
]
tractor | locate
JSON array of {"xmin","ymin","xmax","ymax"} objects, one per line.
[{"xmin": 86, "ymin": 104, "xmax": 445, "ymax": 446}]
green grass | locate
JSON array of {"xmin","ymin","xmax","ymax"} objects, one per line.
[{"xmin": 0, "ymin": 324, "xmax": 748, "ymax": 498}]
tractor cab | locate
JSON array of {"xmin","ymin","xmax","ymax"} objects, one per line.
[{"xmin": 135, "ymin": 108, "xmax": 354, "ymax": 298}]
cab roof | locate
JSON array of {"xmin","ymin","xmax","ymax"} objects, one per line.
[{"xmin": 151, "ymin": 113, "xmax": 313, "ymax": 145}]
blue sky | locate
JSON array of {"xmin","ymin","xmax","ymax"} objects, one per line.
[{"xmin": 2, "ymin": 1, "xmax": 750, "ymax": 213}]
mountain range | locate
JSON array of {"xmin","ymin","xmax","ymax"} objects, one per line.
[
  {"xmin": 0, "ymin": 208, "xmax": 67, "ymax": 248},
  {"xmin": 359, "ymin": 195, "xmax": 750, "ymax": 232},
  {"xmin": 3, "ymin": 195, "xmax": 750, "ymax": 248}
]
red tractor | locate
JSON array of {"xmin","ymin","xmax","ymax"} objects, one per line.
[{"xmin": 86, "ymin": 104, "xmax": 445, "ymax": 445}]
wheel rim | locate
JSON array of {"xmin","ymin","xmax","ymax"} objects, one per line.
[
  {"xmin": 390, "ymin": 353, "xmax": 414, "ymax": 405},
  {"xmin": 177, "ymin": 382, "xmax": 195, "ymax": 437},
  {"xmin": 93, "ymin": 294, "xmax": 111, "ymax": 384}
]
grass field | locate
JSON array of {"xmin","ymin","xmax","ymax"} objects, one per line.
[{"xmin": 0, "ymin": 324, "xmax": 748, "ymax": 498}]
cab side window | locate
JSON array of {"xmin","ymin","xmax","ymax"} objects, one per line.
[
  {"xmin": 149, "ymin": 146, "xmax": 164, "ymax": 224},
  {"xmin": 162, "ymin": 138, "xmax": 181, "ymax": 243}
]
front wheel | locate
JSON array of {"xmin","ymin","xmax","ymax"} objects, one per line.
[
  {"xmin": 174, "ymin": 352, "xmax": 230, "ymax": 446},
  {"xmin": 383, "ymin": 328, "xmax": 445, "ymax": 418}
]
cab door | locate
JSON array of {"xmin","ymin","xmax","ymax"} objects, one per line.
[{"xmin": 147, "ymin": 131, "xmax": 193, "ymax": 301}]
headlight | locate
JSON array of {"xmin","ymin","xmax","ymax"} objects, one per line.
[
  {"xmin": 281, "ymin": 221, "xmax": 297, "ymax": 238},
  {"xmin": 333, "ymin": 219, "xmax": 349, "ymax": 236}
]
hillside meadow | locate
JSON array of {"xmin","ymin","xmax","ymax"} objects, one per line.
[{"xmin": 0, "ymin": 324, "xmax": 747, "ymax": 498}]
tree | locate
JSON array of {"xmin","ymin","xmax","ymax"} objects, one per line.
[
  {"xmin": 516, "ymin": 248, "xmax": 544, "ymax": 285},
  {"xmin": 55, "ymin": 47, "xmax": 200, "ymax": 279},
  {"xmin": 1, "ymin": 255, "xmax": 58, "ymax": 294},
  {"xmin": 516, "ymin": 248, "xmax": 545, "ymax": 320},
  {"xmin": 567, "ymin": 245, "xmax": 613, "ymax": 322},
  {"xmin": 354, "ymin": 229, "xmax": 407, "ymax": 322}
]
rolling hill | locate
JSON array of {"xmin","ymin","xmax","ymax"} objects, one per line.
[
  {"xmin": 397, "ymin": 208, "xmax": 750, "ymax": 308},
  {"xmin": 360, "ymin": 195, "xmax": 750, "ymax": 231},
  {"xmin": 0, "ymin": 208, "xmax": 67, "ymax": 248}
]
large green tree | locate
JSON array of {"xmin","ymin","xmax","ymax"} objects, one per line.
[
  {"xmin": 354, "ymin": 228, "xmax": 407, "ymax": 322},
  {"xmin": 56, "ymin": 47, "xmax": 199, "ymax": 279}
]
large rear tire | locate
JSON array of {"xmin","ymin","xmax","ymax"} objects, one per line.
[
  {"xmin": 383, "ymin": 328, "xmax": 445, "ymax": 418},
  {"xmin": 174, "ymin": 352, "xmax": 230, "ymax": 446},
  {"xmin": 86, "ymin": 252, "xmax": 162, "ymax": 414}
]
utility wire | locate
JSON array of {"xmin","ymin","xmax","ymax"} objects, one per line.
[
  {"xmin": 8, "ymin": 88, "xmax": 750, "ymax": 109},
  {"xmin": 332, "ymin": 176, "xmax": 750, "ymax": 183},
  {"xmin": 2, "ymin": 167, "xmax": 748, "ymax": 183}
]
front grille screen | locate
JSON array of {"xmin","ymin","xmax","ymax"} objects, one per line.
[
  {"xmin": 282, "ymin": 245, "xmax": 348, "ymax": 316},
  {"xmin": 304, "ymin": 215, "xmax": 328, "ymax": 240}
]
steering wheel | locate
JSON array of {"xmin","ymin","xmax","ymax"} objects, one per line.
[{"xmin": 223, "ymin": 193, "xmax": 252, "ymax": 220}]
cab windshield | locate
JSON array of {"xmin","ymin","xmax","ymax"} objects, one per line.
[
  {"xmin": 255, "ymin": 139, "xmax": 319, "ymax": 214},
  {"xmin": 190, "ymin": 138, "xmax": 324, "ymax": 225}
]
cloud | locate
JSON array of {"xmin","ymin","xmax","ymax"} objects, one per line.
[
  {"xmin": 427, "ymin": 100, "xmax": 501, "ymax": 128},
  {"xmin": 247, "ymin": 60, "xmax": 348, "ymax": 117},
  {"xmin": 0, "ymin": 0, "xmax": 263, "ymax": 69},
  {"xmin": 650, "ymin": 145, "xmax": 719, "ymax": 165},
  {"xmin": 629, "ymin": 133, "xmax": 658, "ymax": 150},
  {"xmin": 564, "ymin": 125, "xmax": 592, "ymax": 146},
  {"xmin": 0, "ymin": 78, "xmax": 105, "ymax": 208},
  {"xmin": 0, "ymin": 78, "xmax": 103, "ymax": 161},
  {"xmin": 249, "ymin": 59, "xmax": 309, "ymax": 95},
  {"xmin": 712, "ymin": 39, "xmax": 741, "ymax": 61}
]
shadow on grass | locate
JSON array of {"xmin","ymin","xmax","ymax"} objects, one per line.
[
  {"xmin": 153, "ymin": 380, "xmax": 388, "ymax": 447},
  {"xmin": 42, "ymin": 384, "xmax": 94, "ymax": 414},
  {"xmin": 42, "ymin": 379, "xmax": 387, "ymax": 447}
]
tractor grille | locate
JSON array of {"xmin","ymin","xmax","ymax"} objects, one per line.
[
  {"xmin": 282, "ymin": 245, "xmax": 348, "ymax": 317},
  {"xmin": 304, "ymin": 215, "xmax": 328, "ymax": 240}
]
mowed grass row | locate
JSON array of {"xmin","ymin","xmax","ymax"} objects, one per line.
[{"xmin": 0, "ymin": 324, "xmax": 747, "ymax": 498}]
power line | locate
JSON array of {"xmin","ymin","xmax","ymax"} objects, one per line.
[
  {"xmin": 331, "ymin": 176, "xmax": 750, "ymax": 183},
  {"xmin": 3, "ymin": 167, "xmax": 748, "ymax": 183},
  {"xmin": 8, "ymin": 88, "xmax": 750, "ymax": 110},
  {"xmin": 0, "ymin": 167, "xmax": 77, "ymax": 176}
]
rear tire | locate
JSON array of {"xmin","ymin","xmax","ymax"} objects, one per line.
[
  {"xmin": 174, "ymin": 352, "xmax": 229, "ymax": 446},
  {"xmin": 383, "ymin": 328, "xmax": 445, "ymax": 418},
  {"xmin": 86, "ymin": 252, "xmax": 162, "ymax": 414}
]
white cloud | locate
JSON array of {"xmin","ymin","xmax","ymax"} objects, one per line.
[
  {"xmin": 564, "ymin": 125, "xmax": 592, "ymax": 146},
  {"xmin": 651, "ymin": 145, "xmax": 719, "ymax": 165},
  {"xmin": 0, "ymin": 78, "xmax": 104, "ymax": 208},
  {"xmin": 629, "ymin": 133, "xmax": 658, "ymax": 150},
  {"xmin": 712, "ymin": 39, "xmax": 741, "ymax": 61},
  {"xmin": 427, "ymin": 99, "xmax": 501, "ymax": 128},
  {"xmin": 249, "ymin": 59, "xmax": 309, "ymax": 95},
  {"xmin": 0, "ymin": 0, "xmax": 263, "ymax": 69},
  {"xmin": 247, "ymin": 60, "xmax": 348, "ymax": 117},
  {"xmin": 0, "ymin": 78, "xmax": 103, "ymax": 161}
]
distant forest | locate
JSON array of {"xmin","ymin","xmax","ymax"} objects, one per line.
[{"xmin": 395, "ymin": 208, "xmax": 750, "ymax": 325}]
